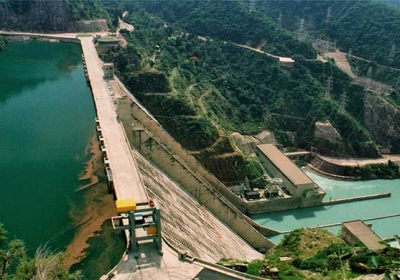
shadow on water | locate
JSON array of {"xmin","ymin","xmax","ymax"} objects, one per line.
[{"xmin": 254, "ymin": 205, "xmax": 328, "ymax": 225}]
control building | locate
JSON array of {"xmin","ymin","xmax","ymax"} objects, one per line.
[{"xmin": 256, "ymin": 144, "xmax": 325, "ymax": 199}]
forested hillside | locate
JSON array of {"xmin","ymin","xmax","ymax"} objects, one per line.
[
  {"xmin": 126, "ymin": 0, "xmax": 316, "ymax": 59},
  {"xmin": 109, "ymin": 5, "xmax": 388, "ymax": 185},
  {"xmin": 257, "ymin": 0, "xmax": 400, "ymax": 68},
  {"xmin": 0, "ymin": 0, "xmax": 108, "ymax": 31}
]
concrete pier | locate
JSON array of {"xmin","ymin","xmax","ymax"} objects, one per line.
[{"xmin": 322, "ymin": 192, "xmax": 391, "ymax": 206}]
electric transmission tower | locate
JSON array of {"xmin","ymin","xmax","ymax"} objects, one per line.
[
  {"xmin": 367, "ymin": 66, "xmax": 373, "ymax": 78},
  {"xmin": 298, "ymin": 18, "xmax": 307, "ymax": 41},
  {"xmin": 326, "ymin": 7, "xmax": 332, "ymax": 22},
  {"xmin": 277, "ymin": 11, "xmax": 283, "ymax": 27},
  {"xmin": 389, "ymin": 44, "xmax": 396, "ymax": 62},
  {"xmin": 325, "ymin": 76, "xmax": 333, "ymax": 100},
  {"xmin": 249, "ymin": 0, "xmax": 256, "ymax": 12}
]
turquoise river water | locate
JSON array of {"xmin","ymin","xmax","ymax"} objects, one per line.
[
  {"xmin": 252, "ymin": 170, "xmax": 400, "ymax": 244},
  {"xmin": 0, "ymin": 40, "xmax": 95, "ymax": 252}
]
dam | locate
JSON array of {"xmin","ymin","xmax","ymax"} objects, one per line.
[
  {"xmin": 4, "ymin": 30, "xmax": 399, "ymax": 279},
  {"xmin": 78, "ymin": 35, "xmax": 265, "ymax": 279},
  {"xmin": 0, "ymin": 31, "xmax": 268, "ymax": 279}
]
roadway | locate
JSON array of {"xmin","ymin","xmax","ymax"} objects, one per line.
[{"xmin": 80, "ymin": 36, "xmax": 148, "ymax": 202}]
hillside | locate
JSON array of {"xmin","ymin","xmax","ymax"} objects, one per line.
[
  {"xmin": 107, "ymin": 5, "xmax": 400, "ymax": 186},
  {"xmin": 3, "ymin": 0, "xmax": 398, "ymax": 183},
  {"xmin": 243, "ymin": 228, "xmax": 400, "ymax": 279},
  {"xmin": 257, "ymin": 0, "xmax": 400, "ymax": 68},
  {"xmin": 0, "ymin": 0, "xmax": 108, "ymax": 32}
]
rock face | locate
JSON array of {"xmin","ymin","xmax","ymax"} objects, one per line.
[
  {"xmin": 314, "ymin": 120, "xmax": 341, "ymax": 141},
  {"xmin": 364, "ymin": 94, "xmax": 400, "ymax": 153},
  {"xmin": 231, "ymin": 132, "xmax": 261, "ymax": 156},
  {"xmin": 0, "ymin": 1, "xmax": 107, "ymax": 32},
  {"xmin": 255, "ymin": 130, "xmax": 277, "ymax": 145}
]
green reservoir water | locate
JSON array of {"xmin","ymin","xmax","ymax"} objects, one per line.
[
  {"xmin": 252, "ymin": 171, "xmax": 400, "ymax": 244},
  {"xmin": 0, "ymin": 40, "xmax": 96, "ymax": 252}
]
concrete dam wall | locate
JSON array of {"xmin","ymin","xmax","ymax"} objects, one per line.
[{"xmin": 117, "ymin": 98, "xmax": 277, "ymax": 251}]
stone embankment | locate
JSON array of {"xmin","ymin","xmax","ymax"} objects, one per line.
[
  {"xmin": 308, "ymin": 154, "xmax": 400, "ymax": 180},
  {"xmin": 308, "ymin": 155, "xmax": 357, "ymax": 180}
]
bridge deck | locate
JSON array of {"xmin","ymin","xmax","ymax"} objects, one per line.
[{"xmin": 80, "ymin": 37, "xmax": 148, "ymax": 203}]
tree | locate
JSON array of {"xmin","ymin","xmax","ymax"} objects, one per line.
[
  {"xmin": 0, "ymin": 224, "xmax": 81, "ymax": 280},
  {"xmin": 0, "ymin": 224, "xmax": 25, "ymax": 280}
]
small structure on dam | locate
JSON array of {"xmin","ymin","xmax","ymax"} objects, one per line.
[
  {"xmin": 255, "ymin": 144, "xmax": 325, "ymax": 202},
  {"xmin": 111, "ymin": 199, "xmax": 163, "ymax": 259}
]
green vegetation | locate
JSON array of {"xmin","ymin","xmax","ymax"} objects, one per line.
[
  {"xmin": 0, "ymin": 0, "xmax": 109, "ymax": 32},
  {"xmin": 354, "ymin": 160, "xmax": 400, "ymax": 180},
  {"xmin": 258, "ymin": 0, "xmax": 400, "ymax": 68},
  {"xmin": 0, "ymin": 223, "xmax": 81, "ymax": 279},
  {"xmin": 68, "ymin": 0, "xmax": 108, "ymax": 22},
  {"xmin": 104, "ymin": 1, "xmax": 400, "ymax": 183},
  {"xmin": 348, "ymin": 56, "xmax": 400, "ymax": 108},
  {"xmin": 227, "ymin": 228, "xmax": 400, "ymax": 279},
  {"xmin": 127, "ymin": 0, "xmax": 316, "ymax": 59}
]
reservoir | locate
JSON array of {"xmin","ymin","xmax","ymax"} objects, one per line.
[
  {"xmin": 252, "ymin": 170, "xmax": 400, "ymax": 244},
  {"xmin": 0, "ymin": 40, "xmax": 95, "ymax": 252}
]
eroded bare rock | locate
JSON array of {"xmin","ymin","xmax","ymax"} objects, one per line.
[
  {"xmin": 314, "ymin": 120, "xmax": 341, "ymax": 141},
  {"xmin": 364, "ymin": 94, "xmax": 400, "ymax": 153}
]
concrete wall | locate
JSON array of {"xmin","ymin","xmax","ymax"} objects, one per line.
[
  {"xmin": 341, "ymin": 226, "xmax": 359, "ymax": 246},
  {"xmin": 117, "ymin": 100, "xmax": 277, "ymax": 250},
  {"xmin": 117, "ymin": 95, "xmax": 327, "ymax": 219},
  {"xmin": 1, "ymin": 33, "xmax": 80, "ymax": 44}
]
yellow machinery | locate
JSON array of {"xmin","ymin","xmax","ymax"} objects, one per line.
[{"xmin": 111, "ymin": 199, "xmax": 163, "ymax": 258}]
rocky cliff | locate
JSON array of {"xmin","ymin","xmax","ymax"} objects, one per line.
[
  {"xmin": 364, "ymin": 93, "xmax": 400, "ymax": 153},
  {"xmin": 0, "ymin": 0, "xmax": 108, "ymax": 32}
]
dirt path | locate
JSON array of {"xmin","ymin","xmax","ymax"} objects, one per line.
[
  {"xmin": 324, "ymin": 51, "xmax": 356, "ymax": 78},
  {"xmin": 118, "ymin": 17, "xmax": 134, "ymax": 33},
  {"xmin": 233, "ymin": 43, "xmax": 280, "ymax": 59},
  {"xmin": 198, "ymin": 89, "xmax": 212, "ymax": 113}
]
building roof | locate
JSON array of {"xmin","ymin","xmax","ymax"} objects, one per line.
[
  {"xmin": 256, "ymin": 144, "xmax": 314, "ymax": 186},
  {"xmin": 279, "ymin": 57, "xmax": 295, "ymax": 63},
  {"xmin": 342, "ymin": 220, "xmax": 385, "ymax": 251}
]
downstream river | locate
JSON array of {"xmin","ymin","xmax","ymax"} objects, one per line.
[
  {"xmin": 251, "ymin": 170, "xmax": 400, "ymax": 244},
  {"xmin": 0, "ymin": 40, "xmax": 95, "ymax": 250}
]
